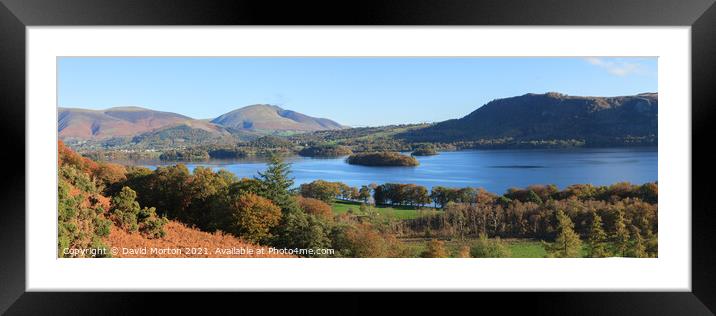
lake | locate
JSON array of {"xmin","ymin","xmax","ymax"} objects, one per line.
[{"xmin": 140, "ymin": 147, "xmax": 657, "ymax": 194}]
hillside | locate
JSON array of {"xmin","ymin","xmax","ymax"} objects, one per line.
[
  {"xmin": 57, "ymin": 140, "xmax": 291, "ymax": 258},
  {"xmin": 398, "ymin": 92, "xmax": 658, "ymax": 146},
  {"xmin": 108, "ymin": 221, "xmax": 294, "ymax": 258},
  {"xmin": 130, "ymin": 124, "xmax": 235, "ymax": 147},
  {"xmin": 211, "ymin": 104, "xmax": 345, "ymax": 132},
  {"xmin": 58, "ymin": 106, "xmax": 224, "ymax": 139}
]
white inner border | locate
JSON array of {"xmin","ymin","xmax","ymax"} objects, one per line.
[{"xmin": 27, "ymin": 27, "xmax": 690, "ymax": 291}]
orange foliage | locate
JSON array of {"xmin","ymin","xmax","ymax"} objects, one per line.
[
  {"xmin": 228, "ymin": 193, "xmax": 282, "ymax": 243},
  {"xmin": 94, "ymin": 162, "xmax": 127, "ymax": 185},
  {"xmin": 60, "ymin": 141, "xmax": 293, "ymax": 258},
  {"xmin": 66, "ymin": 182, "xmax": 110, "ymax": 211},
  {"xmin": 58, "ymin": 141, "xmax": 127, "ymax": 186},
  {"xmin": 296, "ymin": 196, "xmax": 333, "ymax": 220},
  {"xmin": 107, "ymin": 221, "xmax": 295, "ymax": 258},
  {"xmin": 68, "ymin": 186, "xmax": 82, "ymax": 197},
  {"xmin": 94, "ymin": 194, "xmax": 111, "ymax": 211},
  {"xmin": 58, "ymin": 140, "xmax": 97, "ymax": 172}
]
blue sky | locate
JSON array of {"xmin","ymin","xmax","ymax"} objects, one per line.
[{"xmin": 58, "ymin": 57, "xmax": 657, "ymax": 127}]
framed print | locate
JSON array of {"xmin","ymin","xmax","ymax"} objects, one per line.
[{"xmin": 1, "ymin": 0, "xmax": 715, "ymax": 314}]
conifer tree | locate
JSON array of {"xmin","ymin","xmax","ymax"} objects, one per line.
[
  {"xmin": 629, "ymin": 225, "xmax": 648, "ymax": 258},
  {"xmin": 111, "ymin": 186, "xmax": 142, "ymax": 232},
  {"xmin": 588, "ymin": 212, "xmax": 609, "ymax": 257},
  {"xmin": 255, "ymin": 154, "xmax": 295, "ymax": 211},
  {"xmin": 545, "ymin": 210, "xmax": 582, "ymax": 257},
  {"xmin": 526, "ymin": 190, "xmax": 543, "ymax": 204},
  {"xmin": 421, "ymin": 239, "xmax": 448, "ymax": 258},
  {"xmin": 612, "ymin": 209, "xmax": 630, "ymax": 257}
]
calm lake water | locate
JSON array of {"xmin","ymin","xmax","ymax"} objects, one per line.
[{"xmin": 140, "ymin": 147, "xmax": 657, "ymax": 194}]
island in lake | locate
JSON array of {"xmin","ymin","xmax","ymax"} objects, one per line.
[
  {"xmin": 346, "ymin": 152, "xmax": 419, "ymax": 166},
  {"xmin": 411, "ymin": 145, "xmax": 438, "ymax": 156}
]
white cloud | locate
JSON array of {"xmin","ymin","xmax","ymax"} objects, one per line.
[{"xmin": 584, "ymin": 57, "xmax": 644, "ymax": 77}]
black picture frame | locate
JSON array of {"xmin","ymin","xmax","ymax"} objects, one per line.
[{"xmin": 1, "ymin": 0, "xmax": 714, "ymax": 314}]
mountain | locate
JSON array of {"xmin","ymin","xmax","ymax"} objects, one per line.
[
  {"xmin": 59, "ymin": 104, "xmax": 346, "ymax": 141},
  {"xmin": 58, "ymin": 106, "xmax": 224, "ymax": 139},
  {"xmin": 211, "ymin": 104, "xmax": 345, "ymax": 132},
  {"xmin": 398, "ymin": 92, "xmax": 658, "ymax": 146}
]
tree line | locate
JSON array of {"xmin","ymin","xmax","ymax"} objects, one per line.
[
  {"xmin": 296, "ymin": 178, "xmax": 657, "ymax": 258},
  {"xmin": 393, "ymin": 190, "xmax": 657, "ymax": 257}
]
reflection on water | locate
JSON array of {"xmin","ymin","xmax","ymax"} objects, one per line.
[{"xmin": 135, "ymin": 147, "xmax": 657, "ymax": 194}]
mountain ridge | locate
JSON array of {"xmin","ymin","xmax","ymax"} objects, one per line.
[
  {"xmin": 58, "ymin": 104, "xmax": 346, "ymax": 140},
  {"xmin": 211, "ymin": 104, "xmax": 345, "ymax": 132},
  {"xmin": 398, "ymin": 92, "xmax": 657, "ymax": 145}
]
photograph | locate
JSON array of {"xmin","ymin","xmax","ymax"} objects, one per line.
[
  {"xmin": 56, "ymin": 56, "xmax": 658, "ymax": 259},
  {"xmin": 3, "ymin": 0, "xmax": 713, "ymax": 312}
]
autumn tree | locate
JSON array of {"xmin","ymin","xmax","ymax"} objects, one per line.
[
  {"xmin": 335, "ymin": 222, "xmax": 388, "ymax": 257},
  {"xmin": 545, "ymin": 210, "xmax": 582, "ymax": 257},
  {"xmin": 122, "ymin": 164, "xmax": 190, "ymax": 219},
  {"xmin": 638, "ymin": 182, "xmax": 658, "ymax": 204},
  {"xmin": 93, "ymin": 162, "xmax": 127, "ymax": 192},
  {"xmin": 183, "ymin": 167, "xmax": 236, "ymax": 229},
  {"xmin": 587, "ymin": 212, "xmax": 610, "ymax": 258},
  {"xmin": 358, "ymin": 185, "xmax": 372, "ymax": 203},
  {"xmin": 420, "ymin": 239, "xmax": 448, "ymax": 258},
  {"xmin": 470, "ymin": 233, "xmax": 511, "ymax": 258},
  {"xmin": 300, "ymin": 180, "xmax": 337, "ymax": 202},
  {"xmin": 297, "ymin": 196, "xmax": 333, "ymax": 221},
  {"xmin": 373, "ymin": 183, "xmax": 431, "ymax": 206},
  {"xmin": 456, "ymin": 245, "xmax": 471, "ymax": 258},
  {"xmin": 58, "ymin": 177, "xmax": 111, "ymax": 258},
  {"xmin": 646, "ymin": 233, "xmax": 658, "ymax": 258},
  {"xmin": 229, "ymin": 178, "xmax": 263, "ymax": 196},
  {"xmin": 457, "ymin": 187, "xmax": 478, "ymax": 205},
  {"xmin": 340, "ymin": 185, "xmax": 360, "ymax": 201},
  {"xmin": 408, "ymin": 185, "xmax": 431, "ymax": 207},
  {"xmin": 430, "ymin": 186, "xmax": 452, "ymax": 208},
  {"xmin": 226, "ymin": 193, "xmax": 282, "ymax": 243},
  {"xmin": 272, "ymin": 210, "xmax": 333, "ymax": 257}
]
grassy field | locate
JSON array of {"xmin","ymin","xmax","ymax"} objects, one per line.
[
  {"xmin": 399, "ymin": 238, "xmax": 597, "ymax": 258},
  {"xmin": 331, "ymin": 200, "xmax": 439, "ymax": 220},
  {"xmin": 330, "ymin": 200, "xmax": 595, "ymax": 258}
]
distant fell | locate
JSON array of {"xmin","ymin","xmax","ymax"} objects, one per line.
[
  {"xmin": 58, "ymin": 106, "xmax": 222, "ymax": 139},
  {"xmin": 211, "ymin": 104, "xmax": 345, "ymax": 132},
  {"xmin": 58, "ymin": 104, "xmax": 346, "ymax": 140},
  {"xmin": 398, "ymin": 92, "xmax": 658, "ymax": 146}
]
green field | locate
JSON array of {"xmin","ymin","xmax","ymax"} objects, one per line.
[
  {"xmin": 331, "ymin": 200, "xmax": 439, "ymax": 220},
  {"xmin": 331, "ymin": 200, "xmax": 598, "ymax": 258},
  {"xmin": 400, "ymin": 238, "xmax": 595, "ymax": 258},
  {"xmin": 401, "ymin": 238, "xmax": 547, "ymax": 258}
]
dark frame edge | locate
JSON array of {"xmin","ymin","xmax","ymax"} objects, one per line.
[
  {"xmin": 0, "ymin": 1, "xmax": 26, "ymax": 315},
  {"xmin": 692, "ymin": 0, "xmax": 716, "ymax": 313},
  {"xmin": 0, "ymin": 0, "xmax": 715, "ymax": 314}
]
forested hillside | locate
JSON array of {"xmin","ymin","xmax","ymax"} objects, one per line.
[
  {"xmin": 57, "ymin": 141, "xmax": 293, "ymax": 258},
  {"xmin": 399, "ymin": 92, "xmax": 658, "ymax": 146}
]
